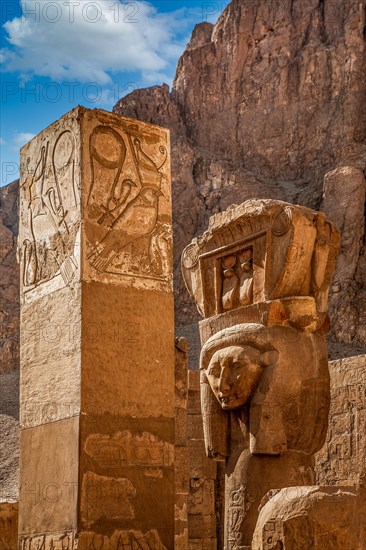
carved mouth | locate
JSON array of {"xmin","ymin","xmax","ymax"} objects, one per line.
[{"xmin": 219, "ymin": 394, "xmax": 231, "ymax": 404}]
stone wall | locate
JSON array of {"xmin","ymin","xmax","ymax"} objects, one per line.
[
  {"xmin": 175, "ymin": 338, "xmax": 219, "ymax": 549},
  {"xmin": 186, "ymin": 370, "xmax": 218, "ymax": 550},
  {"xmin": 316, "ymin": 354, "xmax": 366, "ymax": 485}
]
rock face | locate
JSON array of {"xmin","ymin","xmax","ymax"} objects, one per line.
[
  {"xmin": 0, "ymin": 182, "xmax": 20, "ymax": 503},
  {"xmin": 113, "ymin": 0, "xmax": 366, "ymax": 348},
  {"xmin": 0, "ymin": 181, "xmax": 19, "ymax": 374}
]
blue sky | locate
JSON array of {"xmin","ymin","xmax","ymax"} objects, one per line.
[{"xmin": 1, "ymin": 0, "xmax": 230, "ymax": 186}]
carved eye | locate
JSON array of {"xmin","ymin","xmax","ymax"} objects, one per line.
[
  {"xmin": 207, "ymin": 364, "xmax": 220, "ymax": 378},
  {"xmin": 231, "ymin": 361, "xmax": 245, "ymax": 373}
]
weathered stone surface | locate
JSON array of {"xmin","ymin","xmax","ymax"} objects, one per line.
[
  {"xmin": 19, "ymin": 417, "xmax": 79, "ymax": 535},
  {"xmin": 114, "ymin": 0, "xmax": 366, "ymax": 348},
  {"xmin": 0, "ymin": 371, "xmax": 19, "ymax": 503},
  {"xmin": 0, "ymin": 182, "xmax": 20, "ymax": 505},
  {"xmin": 252, "ymin": 485, "xmax": 361, "ymax": 550},
  {"xmin": 187, "ymin": 370, "xmax": 218, "ymax": 549},
  {"xmin": 322, "ymin": 167, "xmax": 366, "ymax": 344},
  {"xmin": 0, "ymin": 181, "xmax": 19, "ymax": 375},
  {"xmin": 182, "ymin": 199, "xmax": 339, "ymax": 547},
  {"xmin": 18, "ymin": 107, "xmax": 174, "ymax": 546},
  {"xmin": 0, "ymin": 501, "xmax": 18, "ymax": 550},
  {"xmin": 316, "ymin": 354, "xmax": 366, "ymax": 485},
  {"xmin": 175, "ymin": 337, "xmax": 189, "ymax": 549}
]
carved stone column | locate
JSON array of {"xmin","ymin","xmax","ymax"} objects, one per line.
[
  {"xmin": 182, "ymin": 200, "xmax": 340, "ymax": 549},
  {"xmin": 18, "ymin": 107, "xmax": 174, "ymax": 549}
]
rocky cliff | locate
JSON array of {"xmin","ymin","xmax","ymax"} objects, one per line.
[
  {"xmin": 114, "ymin": 0, "xmax": 366, "ymax": 352},
  {"xmin": 0, "ymin": 181, "xmax": 19, "ymax": 501},
  {"xmin": 0, "ymin": 181, "xmax": 19, "ymax": 375}
]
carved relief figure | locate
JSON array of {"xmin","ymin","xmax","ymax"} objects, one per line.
[
  {"xmin": 238, "ymin": 248, "xmax": 253, "ymax": 306},
  {"xmin": 21, "ymin": 134, "xmax": 78, "ymax": 292},
  {"xmin": 87, "ymin": 126, "xmax": 169, "ymax": 280},
  {"xmin": 221, "ymin": 249, "xmax": 253, "ymax": 311},
  {"xmin": 222, "ymin": 255, "xmax": 239, "ymax": 310}
]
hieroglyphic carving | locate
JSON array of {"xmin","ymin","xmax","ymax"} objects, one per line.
[
  {"xmin": 85, "ymin": 431, "xmax": 174, "ymax": 472},
  {"xmin": 86, "ymin": 124, "xmax": 170, "ymax": 283},
  {"xmin": 78, "ymin": 530, "xmax": 167, "ymax": 549},
  {"xmin": 52, "ymin": 130, "xmax": 78, "ymax": 213},
  {"xmin": 315, "ymin": 356, "xmax": 366, "ymax": 485},
  {"xmin": 227, "ymin": 485, "xmax": 254, "ymax": 550},
  {"xmin": 20, "ymin": 127, "xmax": 79, "ymax": 297},
  {"xmin": 19, "ymin": 532, "xmax": 76, "ymax": 550}
]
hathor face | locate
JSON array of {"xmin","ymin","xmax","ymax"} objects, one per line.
[{"xmin": 205, "ymin": 346, "xmax": 263, "ymax": 410}]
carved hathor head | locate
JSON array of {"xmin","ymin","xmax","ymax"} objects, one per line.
[
  {"xmin": 182, "ymin": 200, "xmax": 340, "ymax": 461},
  {"xmin": 201, "ymin": 333, "xmax": 278, "ymax": 411}
]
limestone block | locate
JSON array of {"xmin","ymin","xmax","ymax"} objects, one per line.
[
  {"xmin": 175, "ymin": 447, "xmax": 190, "ymax": 495},
  {"xmin": 188, "ymin": 370, "xmax": 200, "ymax": 392},
  {"xmin": 175, "ymin": 407, "xmax": 188, "ymax": 447},
  {"xmin": 187, "ymin": 387, "xmax": 202, "ymax": 415},
  {"xmin": 188, "ymin": 440, "xmax": 217, "ymax": 481},
  {"xmin": 188, "ymin": 479, "xmax": 215, "ymax": 515},
  {"xmin": 0, "ymin": 501, "xmax": 18, "ymax": 550},
  {"xmin": 187, "ymin": 413, "xmax": 205, "ymax": 440},
  {"xmin": 188, "ymin": 514, "xmax": 216, "ymax": 539}
]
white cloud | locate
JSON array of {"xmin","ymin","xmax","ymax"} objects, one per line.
[
  {"xmin": 1, "ymin": 0, "xmax": 200, "ymax": 85},
  {"xmin": 13, "ymin": 132, "xmax": 35, "ymax": 148},
  {"xmin": 0, "ymin": 138, "xmax": 5, "ymax": 145}
]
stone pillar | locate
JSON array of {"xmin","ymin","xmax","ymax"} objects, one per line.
[
  {"xmin": 18, "ymin": 107, "xmax": 174, "ymax": 549},
  {"xmin": 182, "ymin": 200, "xmax": 340, "ymax": 549}
]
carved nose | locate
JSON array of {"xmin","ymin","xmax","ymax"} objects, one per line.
[{"xmin": 219, "ymin": 369, "xmax": 231, "ymax": 394}]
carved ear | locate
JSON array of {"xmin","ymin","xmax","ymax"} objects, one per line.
[{"xmin": 260, "ymin": 349, "xmax": 279, "ymax": 367}]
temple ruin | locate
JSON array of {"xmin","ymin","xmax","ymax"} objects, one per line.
[{"xmin": 0, "ymin": 105, "xmax": 365, "ymax": 548}]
